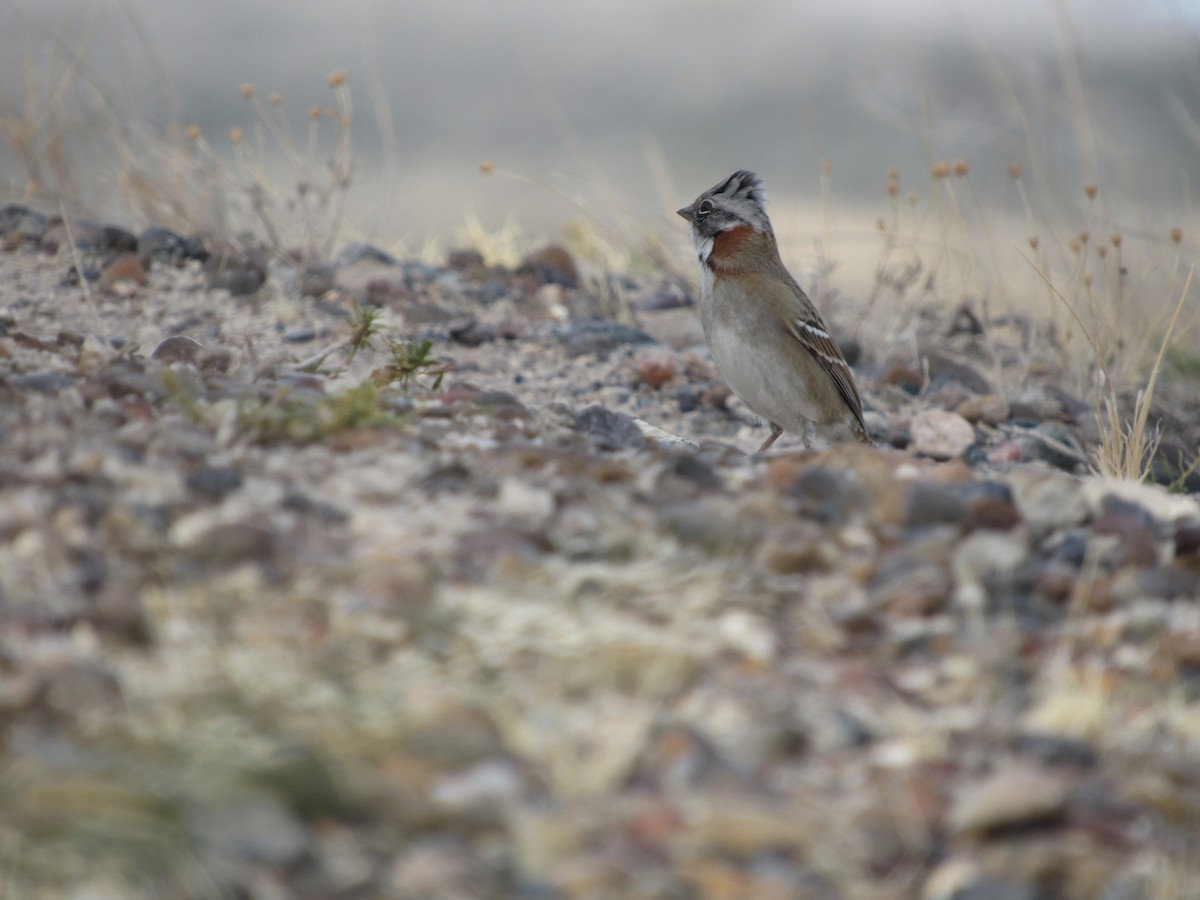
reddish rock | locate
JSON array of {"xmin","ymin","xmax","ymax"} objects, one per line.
[
  {"xmin": 958, "ymin": 393, "xmax": 1011, "ymax": 425},
  {"xmin": 881, "ymin": 363, "xmax": 924, "ymax": 394},
  {"xmin": 633, "ymin": 348, "xmax": 679, "ymax": 390},
  {"xmin": 517, "ymin": 244, "xmax": 578, "ymax": 288},
  {"xmin": 98, "ymin": 253, "xmax": 148, "ymax": 293}
]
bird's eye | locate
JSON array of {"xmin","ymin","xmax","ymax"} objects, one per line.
[{"xmin": 697, "ymin": 199, "xmax": 715, "ymax": 216}]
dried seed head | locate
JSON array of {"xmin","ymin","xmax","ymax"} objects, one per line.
[
  {"xmin": 1079, "ymin": 229, "xmax": 1090, "ymax": 245},
  {"xmin": 1084, "ymin": 273, "xmax": 1093, "ymax": 287},
  {"xmin": 269, "ymin": 92, "xmax": 283, "ymax": 108},
  {"xmin": 953, "ymin": 159, "xmax": 969, "ymax": 177},
  {"xmin": 328, "ymin": 69, "xmax": 348, "ymax": 88},
  {"xmin": 1171, "ymin": 227, "xmax": 1184, "ymax": 244},
  {"xmin": 885, "ymin": 180, "xmax": 899, "ymax": 197},
  {"xmin": 1110, "ymin": 233, "xmax": 1122, "ymax": 248},
  {"xmin": 308, "ymin": 105, "xmax": 322, "ymax": 121},
  {"xmin": 887, "ymin": 165, "xmax": 899, "ymax": 180},
  {"xmin": 820, "ymin": 159, "xmax": 832, "ymax": 177},
  {"xmin": 229, "ymin": 126, "xmax": 244, "ymax": 145},
  {"xmin": 1008, "ymin": 163, "xmax": 1022, "ymax": 179},
  {"xmin": 339, "ymin": 115, "xmax": 351, "ymax": 129},
  {"xmin": 876, "ymin": 218, "xmax": 887, "ymax": 232},
  {"xmin": 907, "ymin": 191, "xmax": 918, "ymax": 206},
  {"xmin": 1097, "ymin": 244, "xmax": 1107, "ymax": 259},
  {"xmin": 1069, "ymin": 239, "xmax": 1081, "ymax": 254},
  {"xmin": 1085, "ymin": 183, "xmax": 1098, "ymax": 200},
  {"xmin": 185, "ymin": 123, "xmax": 202, "ymax": 142},
  {"xmin": 931, "ymin": 162, "xmax": 950, "ymax": 180},
  {"xmin": 479, "ymin": 160, "xmax": 494, "ymax": 174},
  {"xmin": 240, "ymin": 83, "xmax": 254, "ymax": 101},
  {"xmin": 325, "ymin": 107, "xmax": 338, "ymax": 120},
  {"xmin": 1028, "ymin": 235, "xmax": 1040, "ymax": 250}
]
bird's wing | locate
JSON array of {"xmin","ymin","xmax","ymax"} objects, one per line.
[{"xmin": 785, "ymin": 307, "xmax": 868, "ymax": 435}]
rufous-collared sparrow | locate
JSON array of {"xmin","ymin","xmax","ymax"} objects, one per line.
[{"xmin": 677, "ymin": 170, "xmax": 872, "ymax": 451}]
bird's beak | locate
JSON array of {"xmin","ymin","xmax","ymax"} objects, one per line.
[{"xmin": 676, "ymin": 205, "xmax": 695, "ymax": 222}]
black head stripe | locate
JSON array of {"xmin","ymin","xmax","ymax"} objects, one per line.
[{"xmin": 716, "ymin": 170, "xmax": 765, "ymax": 207}]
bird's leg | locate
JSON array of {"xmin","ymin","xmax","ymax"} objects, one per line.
[
  {"xmin": 802, "ymin": 420, "xmax": 815, "ymax": 449},
  {"xmin": 757, "ymin": 423, "xmax": 784, "ymax": 453}
]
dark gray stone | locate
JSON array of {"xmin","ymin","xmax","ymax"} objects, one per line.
[
  {"xmin": 903, "ymin": 481, "xmax": 969, "ymax": 528},
  {"xmin": 205, "ymin": 243, "xmax": 268, "ymax": 295},
  {"xmin": 561, "ymin": 319, "xmax": 656, "ymax": 357},
  {"xmin": 297, "ymin": 264, "xmax": 335, "ymax": 297},
  {"xmin": 1016, "ymin": 421, "xmax": 1087, "ymax": 471},
  {"xmin": 185, "ymin": 466, "xmax": 244, "ymax": 499},
  {"xmin": 335, "ymin": 242, "xmax": 399, "ymax": 267},
  {"xmin": 151, "ymin": 335, "xmax": 205, "ymax": 365},
  {"xmin": 788, "ymin": 468, "xmax": 866, "ymax": 525},
  {"xmin": 8, "ymin": 371, "xmax": 76, "ymax": 394},
  {"xmin": 138, "ymin": 226, "xmax": 190, "ymax": 262},
  {"xmin": 574, "ymin": 404, "xmax": 646, "ymax": 451},
  {"xmin": 449, "ymin": 319, "xmax": 496, "ymax": 347},
  {"xmin": 98, "ymin": 225, "xmax": 138, "ymax": 254},
  {"xmin": 0, "ymin": 204, "xmax": 48, "ymax": 240}
]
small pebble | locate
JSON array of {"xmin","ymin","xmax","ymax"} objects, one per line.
[
  {"xmin": 910, "ymin": 409, "xmax": 976, "ymax": 460},
  {"xmin": 151, "ymin": 335, "xmax": 204, "ymax": 365},
  {"xmin": 517, "ymin": 244, "xmax": 578, "ymax": 288},
  {"xmin": 574, "ymin": 404, "xmax": 646, "ymax": 451},
  {"xmin": 561, "ymin": 318, "xmax": 657, "ymax": 357},
  {"xmin": 1015, "ymin": 421, "xmax": 1087, "ymax": 471},
  {"xmin": 297, "ymin": 264, "xmax": 335, "ymax": 297},
  {"xmin": 98, "ymin": 254, "xmax": 148, "ymax": 294},
  {"xmin": 957, "ymin": 393, "xmax": 1010, "ymax": 425},
  {"xmin": 1009, "ymin": 470, "xmax": 1089, "ymax": 532},
  {"xmin": 137, "ymin": 225, "xmax": 192, "ymax": 262},
  {"xmin": 336, "ymin": 243, "xmax": 400, "ymax": 267},
  {"xmin": 949, "ymin": 762, "xmax": 1070, "ymax": 834},
  {"xmin": 903, "ymin": 480, "xmax": 969, "ymax": 528},
  {"xmin": 205, "ymin": 242, "xmax": 267, "ymax": 295},
  {"xmin": 633, "ymin": 348, "xmax": 679, "ymax": 390}
]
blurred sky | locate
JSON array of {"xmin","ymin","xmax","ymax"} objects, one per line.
[{"xmin": 3, "ymin": 0, "xmax": 1199, "ymax": 254}]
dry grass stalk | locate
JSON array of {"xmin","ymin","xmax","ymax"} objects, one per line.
[
  {"xmin": 186, "ymin": 71, "xmax": 355, "ymax": 261},
  {"xmin": 1093, "ymin": 267, "xmax": 1193, "ymax": 480},
  {"xmin": 1025, "ymin": 249, "xmax": 1193, "ymax": 481},
  {"xmin": 58, "ymin": 201, "xmax": 106, "ymax": 343}
]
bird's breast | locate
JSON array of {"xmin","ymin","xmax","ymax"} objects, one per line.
[{"xmin": 708, "ymin": 225, "xmax": 757, "ymax": 267}]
